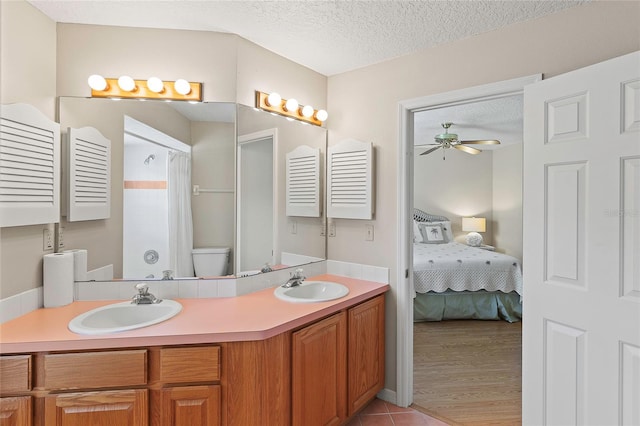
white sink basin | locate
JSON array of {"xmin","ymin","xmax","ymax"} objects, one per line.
[
  {"xmin": 68, "ymin": 300, "xmax": 182, "ymax": 335},
  {"xmin": 274, "ymin": 281, "xmax": 349, "ymax": 303}
]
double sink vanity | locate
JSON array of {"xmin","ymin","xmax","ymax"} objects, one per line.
[{"xmin": 0, "ymin": 274, "xmax": 388, "ymax": 426}]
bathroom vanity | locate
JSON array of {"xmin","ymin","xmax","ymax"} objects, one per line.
[{"xmin": 0, "ymin": 275, "xmax": 388, "ymax": 426}]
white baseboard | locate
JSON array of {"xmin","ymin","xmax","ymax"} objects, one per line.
[{"xmin": 376, "ymin": 388, "xmax": 399, "ymax": 406}]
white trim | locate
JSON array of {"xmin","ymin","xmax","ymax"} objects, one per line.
[
  {"xmin": 396, "ymin": 74, "xmax": 542, "ymax": 408},
  {"xmin": 376, "ymin": 388, "xmax": 397, "ymax": 406}
]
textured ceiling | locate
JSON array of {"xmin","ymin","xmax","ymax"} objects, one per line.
[{"xmin": 29, "ymin": 0, "xmax": 587, "ymax": 76}]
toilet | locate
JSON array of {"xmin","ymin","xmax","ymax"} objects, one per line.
[{"xmin": 192, "ymin": 247, "xmax": 230, "ymax": 276}]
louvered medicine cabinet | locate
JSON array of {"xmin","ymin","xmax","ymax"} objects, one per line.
[
  {"xmin": 0, "ymin": 103, "xmax": 111, "ymax": 227},
  {"xmin": 327, "ymin": 138, "xmax": 374, "ymax": 220}
]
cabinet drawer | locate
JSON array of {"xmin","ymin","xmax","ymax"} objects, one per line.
[
  {"xmin": 42, "ymin": 350, "xmax": 147, "ymax": 390},
  {"xmin": 151, "ymin": 346, "xmax": 220, "ymax": 384},
  {"xmin": 0, "ymin": 355, "xmax": 31, "ymax": 393}
]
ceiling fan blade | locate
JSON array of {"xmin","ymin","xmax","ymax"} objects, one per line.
[
  {"xmin": 420, "ymin": 146, "xmax": 441, "ymax": 156},
  {"xmin": 460, "ymin": 139, "xmax": 501, "ymax": 145},
  {"xmin": 413, "ymin": 143, "xmax": 440, "ymax": 147},
  {"xmin": 454, "ymin": 144, "xmax": 481, "ymax": 155}
]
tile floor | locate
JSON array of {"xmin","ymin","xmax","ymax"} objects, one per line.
[{"xmin": 345, "ymin": 398, "xmax": 450, "ymax": 426}]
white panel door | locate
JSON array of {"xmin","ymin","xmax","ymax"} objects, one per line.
[{"xmin": 523, "ymin": 51, "xmax": 640, "ymax": 425}]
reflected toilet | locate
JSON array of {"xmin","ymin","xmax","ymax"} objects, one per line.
[{"xmin": 192, "ymin": 247, "xmax": 230, "ymax": 276}]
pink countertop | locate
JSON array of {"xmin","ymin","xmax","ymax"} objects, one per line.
[{"xmin": 0, "ymin": 274, "xmax": 389, "ymax": 354}]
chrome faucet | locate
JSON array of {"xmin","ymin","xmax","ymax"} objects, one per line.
[
  {"xmin": 131, "ymin": 283, "xmax": 162, "ymax": 304},
  {"xmin": 282, "ymin": 268, "xmax": 305, "ymax": 288}
]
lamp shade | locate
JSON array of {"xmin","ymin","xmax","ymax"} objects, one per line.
[{"xmin": 462, "ymin": 217, "xmax": 486, "ymax": 233}]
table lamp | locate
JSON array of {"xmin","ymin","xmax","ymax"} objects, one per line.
[{"xmin": 462, "ymin": 217, "xmax": 486, "ymax": 247}]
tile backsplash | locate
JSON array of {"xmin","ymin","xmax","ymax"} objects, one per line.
[
  {"xmin": 0, "ymin": 286, "xmax": 43, "ymax": 324},
  {"xmin": 0, "ymin": 259, "xmax": 389, "ymax": 323}
]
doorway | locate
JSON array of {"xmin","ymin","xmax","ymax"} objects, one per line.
[
  {"xmin": 237, "ymin": 129, "xmax": 277, "ymax": 274},
  {"xmin": 395, "ymin": 74, "xmax": 542, "ymax": 409}
]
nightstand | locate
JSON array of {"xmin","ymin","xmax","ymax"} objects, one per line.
[{"xmin": 473, "ymin": 244, "xmax": 495, "ymax": 251}]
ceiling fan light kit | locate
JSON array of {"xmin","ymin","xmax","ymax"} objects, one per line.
[{"xmin": 416, "ymin": 122, "xmax": 500, "ymax": 159}]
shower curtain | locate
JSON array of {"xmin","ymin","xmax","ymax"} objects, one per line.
[{"xmin": 168, "ymin": 151, "xmax": 195, "ymax": 277}]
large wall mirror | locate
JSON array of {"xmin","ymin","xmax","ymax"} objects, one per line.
[{"xmin": 58, "ymin": 98, "xmax": 327, "ymax": 281}]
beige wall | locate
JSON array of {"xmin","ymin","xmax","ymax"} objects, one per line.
[
  {"xmin": 414, "ymin": 149, "xmax": 494, "ymax": 244},
  {"xmin": 0, "ymin": 0, "xmax": 57, "ymax": 298},
  {"xmin": 326, "ymin": 0, "xmax": 640, "ymax": 392},
  {"xmin": 191, "ymin": 121, "xmax": 236, "ymax": 253},
  {"xmin": 56, "ymin": 24, "xmax": 239, "ymax": 103},
  {"xmin": 493, "ymin": 144, "xmax": 523, "ymax": 260},
  {"xmin": 236, "ymin": 38, "xmax": 327, "ymax": 110}
]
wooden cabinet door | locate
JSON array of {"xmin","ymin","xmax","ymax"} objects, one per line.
[
  {"xmin": 156, "ymin": 385, "xmax": 220, "ymax": 426},
  {"xmin": 43, "ymin": 389, "xmax": 147, "ymax": 426},
  {"xmin": 347, "ymin": 295, "xmax": 385, "ymax": 416},
  {"xmin": 0, "ymin": 396, "xmax": 31, "ymax": 426},
  {"xmin": 292, "ymin": 311, "xmax": 347, "ymax": 426}
]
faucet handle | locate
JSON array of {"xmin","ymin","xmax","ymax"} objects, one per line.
[{"xmin": 135, "ymin": 282, "xmax": 149, "ymax": 295}]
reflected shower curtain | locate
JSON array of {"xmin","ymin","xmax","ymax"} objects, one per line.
[{"xmin": 168, "ymin": 151, "xmax": 195, "ymax": 277}]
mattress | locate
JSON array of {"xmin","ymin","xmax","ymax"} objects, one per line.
[{"xmin": 413, "ymin": 242, "xmax": 523, "ymax": 296}]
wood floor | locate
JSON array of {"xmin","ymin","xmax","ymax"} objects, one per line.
[{"xmin": 412, "ymin": 320, "xmax": 522, "ymax": 426}]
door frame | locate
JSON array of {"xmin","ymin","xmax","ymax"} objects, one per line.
[
  {"xmin": 236, "ymin": 128, "xmax": 279, "ymax": 274},
  {"xmin": 395, "ymin": 74, "xmax": 541, "ymax": 407}
]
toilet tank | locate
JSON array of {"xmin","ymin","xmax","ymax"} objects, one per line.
[{"xmin": 192, "ymin": 247, "xmax": 230, "ymax": 277}]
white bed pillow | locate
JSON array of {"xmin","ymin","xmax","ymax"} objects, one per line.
[
  {"xmin": 429, "ymin": 220, "xmax": 453, "ymax": 242},
  {"xmin": 418, "ymin": 222, "xmax": 447, "ymax": 244},
  {"xmin": 413, "ymin": 220, "xmax": 422, "ymax": 242}
]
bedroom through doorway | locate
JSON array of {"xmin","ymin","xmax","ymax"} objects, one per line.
[{"xmin": 408, "ymin": 84, "xmax": 528, "ymax": 425}]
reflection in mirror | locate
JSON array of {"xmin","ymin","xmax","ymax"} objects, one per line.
[
  {"xmin": 236, "ymin": 105, "xmax": 326, "ymax": 274},
  {"xmin": 58, "ymin": 98, "xmax": 327, "ymax": 281}
]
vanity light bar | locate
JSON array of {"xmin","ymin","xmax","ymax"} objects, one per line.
[
  {"xmin": 255, "ymin": 91, "xmax": 327, "ymax": 126},
  {"xmin": 88, "ymin": 76, "xmax": 202, "ymax": 102}
]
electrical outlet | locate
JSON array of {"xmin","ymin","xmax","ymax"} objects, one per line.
[
  {"xmin": 56, "ymin": 225, "xmax": 65, "ymax": 249},
  {"xmin": 365, "ymin": 224, "xmax": 374, "ymax": 241},
  {"xmin": 43, "ymin": 229, "xmax": 54, "ymax": 250}
]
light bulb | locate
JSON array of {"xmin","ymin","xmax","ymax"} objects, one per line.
[
  {"xmin": 301, "ymin": 105, "xmax": 314, "ymax": 118},
  {"xmin": 87, "ymin": 74, "xmax": 107, "ymax": 91},
  {"xmin": 266, "ymin": 92, "xmax": 281, "ymax": 107},
  {"xmin": 315, "ymin": 109, "xmax": 328, "ymax": 122},
  {"xmin": 174, "ymin": 79, "xmax": 191, "ymax": 95},
  {"xmin": 147, "ymin": 77, "xmax": 164, "ymax": 93},
  {"xmin": 117, "ymin": 75, "xmax": 136, "ymax": 92},
  {"xmin": 285, "ymin": 98, "xmax": 298, "ymax": 113}
]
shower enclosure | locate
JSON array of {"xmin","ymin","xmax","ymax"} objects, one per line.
[{"xmin": 122, "ymin": 116, "xmax": 193, "ymax": 279}]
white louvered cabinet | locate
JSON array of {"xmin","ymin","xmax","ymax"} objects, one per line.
[
  {"xmin": 63, "ymin": 126, "xmax": 111, "ymax": 221},
  {"xmin": 327, "ymin": 138, "xmax": 374, "ymax": 220},
  {"xmin": 0, "ymin": 103, "xmax": 60, "ymax": 227},
  {"xmin": 286, "ymin": 145, "xmax": 321, "ymax": 217}
]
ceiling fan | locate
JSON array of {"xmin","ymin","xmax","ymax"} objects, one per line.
[{"xmin": 416, "ymin": 122, "xmax": 500, "ymax": 157}]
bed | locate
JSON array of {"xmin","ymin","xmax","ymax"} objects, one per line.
[{"xmin": 412, "ymin": 209, "xmax": 523, "ymax": 322}]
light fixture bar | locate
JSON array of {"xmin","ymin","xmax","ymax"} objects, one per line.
[
  {"xmin": 255, "ymin": 91, "xmax": 325, "ymax": 126},
  {"xmin": 90, "ymin": 78, "xmax": 202, "ymax": 101}
]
